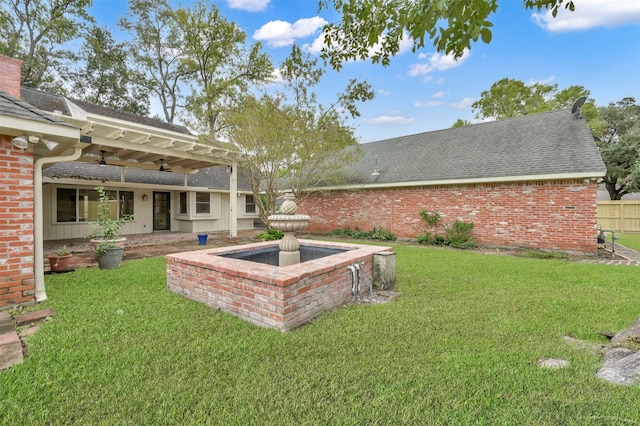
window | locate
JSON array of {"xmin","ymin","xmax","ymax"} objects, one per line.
[
  {"xmin": 56, "ymin": 188, "xmax": 134, "ymax": 223},
  {"xmin": 195, "ymin": 192, "xmax": 210, "ymax": 214},
  {"xmin": 245, "ymin": 195, "xmax": 256, "ymax": 214},
  {"xmin": 179, "ymin": 192, "xmax": 187, "ymax": 214}
]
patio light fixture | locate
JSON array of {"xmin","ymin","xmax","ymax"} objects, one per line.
[{"xmin": 11, "ymin": 136, "xmax": 29, "ymax": 149}]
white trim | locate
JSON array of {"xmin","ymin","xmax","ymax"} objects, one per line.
[{"xmin": 309, "ymin": 172, "xmax": 605, "ymax": 191}]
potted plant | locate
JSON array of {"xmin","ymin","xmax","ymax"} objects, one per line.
[
  {"xmin": 47, "ymin": 245, "xmax": 72, "ymax": 272},
  {"xmin": 89, "ymin": 186, "xmax": 133, "ymax": 269}
]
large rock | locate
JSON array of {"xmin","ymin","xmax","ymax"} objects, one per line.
[
  {"xmin": 597, "ymin": 348, "xmax": 640, "ymax": 386},
  {"xmin": 596, "ymin": 317, "xmax": 640, "ymax": 386}
]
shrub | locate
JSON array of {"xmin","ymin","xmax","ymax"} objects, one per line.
[
  {"xmin": 257, "ymin": 228, "xmax": 284, "ymax": 241},
  {"xmin": 330, "ymin": 226, "xmax": 396, "ymax": 241},
  {"xmin": 416, "ymin": 231, "xmax": 432, "ymax": 245},
  {"xmin": 445, "ymin": 220, "xmax": 476, "ymax": 248}
]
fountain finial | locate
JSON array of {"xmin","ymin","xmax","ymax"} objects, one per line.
[
  {"xmin": 280, "ymin": 192, "xmax": 297, "ymax": 215},
  {"xmin": 268, "ymin": 192, "xmax": 310, "ymax": 266}
]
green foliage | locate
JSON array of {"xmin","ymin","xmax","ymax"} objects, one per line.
[
  {"xmin": 118, "ymin": 0, "xmax": 185, "ymax": 124},
  {"xmin": 330, "ymin": 226, "xmax": 396, "ymax": 241},
  {"xmin": 53, "ymin": 245, "xmax": 70, "ymax": 257},
  {"xmin": 0, "ymin": 0, "xmax": 94, "ymax": 89},
  {"xmin": 225, "ymin": 45, "xmax": 373, "ymax": 227},
  {"xmin": 444, "ymin": 220, "xmax": 476, "ymax": 248},
  {"xmin": 64, "ymin": 25, "xmax": 150, "ymax": 115},
  {"xmin": 321, "ymin": 0, "xmax": 574, "ymax": 69},
  {"xmin": 418, "ymin": 209, "xmax": 441, "ymax": 227},
  {"xmin": 471, "ymin": 77, "xmax": 591, "ymax": 120},
  {"xmin": 4, "ymin": 247, "xmax": 640, "ymax": 424},
  {"xmin": 594, "ymin": 97, "xmax": 640, "ymax": 200},
  {"xmin": 257, "ymin": 228, "xmax": 284, "ymax": 241},
  {"xmin": 417, "ymin": 210, "xmax": 475, "ymax": 248},
  {"xmin": 89, "ymin": 186, "xmax": 133, "ymax": 254},
  {"xmin": 174, "ymin": 0, "xmax": 273, "ymax": 137}
]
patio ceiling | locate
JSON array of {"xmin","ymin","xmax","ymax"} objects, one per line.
[{"xmin": 38, "ymin": 110, "xmax": 239, "ymax": 174}]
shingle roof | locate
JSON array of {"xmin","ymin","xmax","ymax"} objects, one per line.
[
  {"xmin": 20, "ymin": 87, "xmax": 192, "ymax": 135},
  {"xmin": 0, "ymin": 90, "xmax": 75, "ymax": 128},
  {"xmin": 349, "ymin": 109, "xmax": 606, "ymax": 186},
  {"xmin": 43, "ymin": 162, "xmax": 252, "ymax": 191}
]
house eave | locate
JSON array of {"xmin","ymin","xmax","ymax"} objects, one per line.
[{"xmin": 307, "ymin": 172, "xmax": 607, "ymax": 192}]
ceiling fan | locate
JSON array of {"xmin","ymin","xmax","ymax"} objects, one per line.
[
  {"xmin": 158, "ymin": 158, "xmax": 172, "ymax": 172},
  {"xmin": 97, "ymin": 150, "xmax": 107, "ymax": 166}
]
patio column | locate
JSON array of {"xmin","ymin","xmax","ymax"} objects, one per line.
[{"xmin": 229, "ymin": 161, "xmax": 237, "ymax": 238}]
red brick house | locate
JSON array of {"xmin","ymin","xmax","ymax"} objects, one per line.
[{"xmin": 298, "ymin": 109, "xmax": 607, "ymax": 253}]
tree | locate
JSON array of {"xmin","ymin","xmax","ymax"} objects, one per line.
[
  {"xmin": 471, "ymin": 78, "xmax": 591, "ymax": 120},
  {"xmin": 451, "ymin": 118, "xmax": 471, "ymax": 128},
  {"xmin": 320, "ymin": 0, "xmax": 575, "ymax": 69},
  {"xmin": 0, "ymin": 0, "xmax": 93, "ymax": 90},
  {"xmin": 174, "ymin": 0, "xmax": 273, "ymax": 138},
  {"xmin": 224, "ymin": 45, "xmax": 374, "ymax": 227},
  {"xmin": 65, "ymin": 25, "xmax": 150, "ymax": 115},
  {"xmin": 119, "ymin": 0, "xmax": 187, "ymax": 124},
  {"xmin": 595, "ymin": 98, "xmax": 640, "ymax": 200}
]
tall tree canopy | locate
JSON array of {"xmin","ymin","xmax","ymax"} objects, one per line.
[
  {"xmin": 0, "ymin": 0, "xmax": 93, "ymax": 90},
  {"xmin": 175, "ymin": 0, "xmax": 273, "ymax": 138},
  {"xmin": 320, "ymin": 0, "xmax": 575, "ymax": 69},
  {"xmin": 594, "ymin": 98, "xmax": 640, "ymax": 200},
  {"xmin": 224, "ymin": 45, "xmax": 374, "ymax": 227},
  {"xmin": 471, "ymin": 78, "xmax": 590, "ymax": 120},
  {"xmin": 65, "ymin": 25, "xmax": 150, "ymax": 115},
  {"xmin": 119, "ymin": 0, "xmax": 187, "ymax": 124}
]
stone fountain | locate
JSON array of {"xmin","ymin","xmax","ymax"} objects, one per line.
[
  {"xmin": 166, "ymin": 191, "xmax": 396, "ymax": 331},
  {"xmin": 268, "ymin": 192, "xmax": 310, "ymax": 266}
]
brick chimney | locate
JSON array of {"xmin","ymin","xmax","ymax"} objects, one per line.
[{"xmin": 0, "ymin": 54, "xmax": 22, "ymax": 99}]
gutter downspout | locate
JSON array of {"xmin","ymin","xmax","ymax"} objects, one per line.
[{"xmin": 34, "ymin": 146, "xmax": 83, "ymax": 302}]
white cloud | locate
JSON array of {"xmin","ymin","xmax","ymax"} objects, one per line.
[
  {"xmin": 414, "ymin": 100, "xmax": 442, "ymax": 108},
  {"xmin": 378, "ymin": 89, "xmax": 391, "ymax": 95},
  {"xmin": 532, "ymin": 0, "xmax": 640, "ymax": 32},
  {"xmin": 451, "ymin": 97, "xmax": 475, "ymax": 110},
  {"xmin": 407, "ymin": 49, "xmax": 470, "ymax": 77},
  {"xmin": 227, "ymin": 0, "xmax": 270, "ymax": 12},
  {"xmin": 432, "ymin": 91, "xmax": 448, "ymax": 98},
  {"xmin": 364, "ymin": 115, "xmax": 415, "ymax": 124},
  {"xmin": 253, "ymin": 17, "xmax": 327, "ymax": 47},
  {"xmin": 304, "ymin": 33, "xmax": 326, "ymax": 54}
]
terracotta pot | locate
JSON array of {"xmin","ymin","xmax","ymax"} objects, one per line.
[{"xmin": 47, "ymin": 254, "xmax": 72, "ymax": 272}]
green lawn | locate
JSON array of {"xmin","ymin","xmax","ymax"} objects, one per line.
[
  {"xmin": 618, "ymin": 233, "xmax": 640, "ymax": 251},
  {"xmin": 2, "ymin": 245, "xmax": 640, "ymax": 425}
]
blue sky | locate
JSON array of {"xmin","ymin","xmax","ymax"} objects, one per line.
[{"xmin": 91, "ymin": 0, "xmax": 640, "ymax": 143}]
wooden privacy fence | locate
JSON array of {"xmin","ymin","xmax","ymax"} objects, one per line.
[{"xmin": 597, "ymin": 200, "xmax": 640, "ymax": 233}]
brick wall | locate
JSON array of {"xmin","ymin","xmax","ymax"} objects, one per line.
[
  {"xmin": 0, "ymin": 135, "xmax": 35, "ymax": 308},
  {"xmin": 298, "ymin": 179, "xmax": 600, "ymax": 253},
  {"xmin": 167, "ymin": 240, "xmax": 389, "ymax": 331},
  {"xmin": 0, "ymin": 55, "xmax": 21, "ymax": 98}
]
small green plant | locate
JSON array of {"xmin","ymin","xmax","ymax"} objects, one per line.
[
  {"xmin": 257, "ymin": 228, "xmax": 284, "ymax": 241},
  {"xmin": 54, "ymin": 245, "xmax": 70, "ymax": 257},
  {"xmin": 90, "ymin": 186, "xmax": 133, "ymax": 242},
  {"xmin": 419, "ymin": 210, "xmax": 441, "ymax": 227}
]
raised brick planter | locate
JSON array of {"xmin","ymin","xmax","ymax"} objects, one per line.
[{"xmin": 166, "ymin": 240, "xmax": 393, "ymax": 331}]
